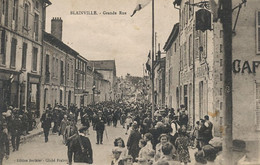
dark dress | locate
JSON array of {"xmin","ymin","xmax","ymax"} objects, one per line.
[
  {"xmin": 72, "ymin": 135, "xmax": 93, "ymax": 164},
  {"xmin": 127, "ymin": 129, "xmax": 142, "ymax": 162},
  {"xmin": 175, "ymin": 135, "xmax": 191, "ymax": 163}
]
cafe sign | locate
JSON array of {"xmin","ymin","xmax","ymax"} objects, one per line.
[{"xmin": 233, "ymin": 59, "xmax": 260, "ymax": 73}]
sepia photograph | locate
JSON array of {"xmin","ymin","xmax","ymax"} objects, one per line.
[{"xmin": 0, "ymin": 0, "xmax": 260, "ymax": 164}]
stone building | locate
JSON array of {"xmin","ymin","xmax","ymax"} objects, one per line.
[
  {"xmin": 74, "ymin": 55, "xmax": 88, "ymax": 108},
  {"xmin": 154, "ymin": 56, "xmax": 166, "ymax": 108},
  {"xmin": 164, "ymin": 23, "xmax": 180, "ymax": 110},
  {"xmin": 90, "ymin": 60, "xmax": 117, "ymax": 101},
  {"xmin": 173, "ymin": 0, "xmax": 222, "ymax": 128},
  {"xmin": 0, "ymin": 0, "xmax": 51, "ymax": 117},
  {"xmin": 41, "ymin": 18, "xmax": 76, "ymax": 113},
  {"xmin": 231, "ymin": 0, "xmax": 260, "ymax": 160}
]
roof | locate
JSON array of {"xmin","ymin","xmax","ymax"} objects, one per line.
[
  {"xmin": 163, "ymin": 23, "xmax": 179, "ymax": 51},
  {"xmin": 90, "ymin": 60, "xmax": 116, "ymax": 76},
  {"xmin": 44, "ymin": 31, "xmax": 79, "ymax": 57}
]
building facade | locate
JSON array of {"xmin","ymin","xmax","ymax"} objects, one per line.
[
  {"xmin": 41, "ymin": 17, "xmax": 77, "ymax": 113},
  {"xmin": 90, "ymin": 60, "xmax": 117, "ymax": 101},
  {"xmin": 231, "ymin": 0, "xmax": 260, "ymax": 160},
  {"xmin": 0, "ymin": 0, "xmax": 51, "ymax": 117},
  {"xmin": 164, "ymin": 23, "xmax": 180, "ymax": 110},
  {"xmin": 154, "ymin": 56, "xmax": 166, "ymax": 108}
]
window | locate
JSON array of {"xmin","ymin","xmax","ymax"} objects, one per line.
[
  {"xmin": 24, "ymin": 3, "xmax": 29, "ymax": 28},
  {"xmin": 0, "ymin": 30, "xmax": 6, "ymax": 65},
  {"xmin": 220, "ymin": 102, "xmax": 223, "ymax": 110},
  {"xmin": 10, "ymin": 38, "xmax": 17, "ymax": 68},
  {"xmin": 22, "ymin": 43, "xmax": 27, "ymax": 69},
  {"xmin": 220, "ymin": 88, "xmax": 222, "ymax": 96},
  {"xmin": 199, "ymin": 81, "xmax": 204, "ymax": 118},
  {"xmin": 60, "ymin": 60, "xmax": 64, "ymax": 85},
  {"xmin": 183, "ymin": 42, "xmax": 187, "ymax": 67},
  {"xmin": 174, "ymin": 43, "xmax": 177, "ymax": 52},
  {"xmin": 52, "ymin": 57, "xmax": 55, "ymax": 77},
  {"xmin": 220, "ymin": 59, "xmax": 223, "ymax": 67},
  {"xmin": 220, "ymin": 44, "xmax": 223, "ymax": 53},
  {"xmin": 12, "ymin": 0, "xmax": 18, "ymax": 21},
  {"xmin": 35, "ymin": 1, "xmax": 39, "ymax": 9},
  {"xmin": 67, "ymin": 64, "xmax": 70, "ymax": 80},
  {"xmin": 45, "ymin": 54, "xmax": 50, "ymax": 83},
  {"xmin": 32, "ymin": 47, "xmax": 38, "ymax": 71},
  {"xmin": 189, "ymin": 34, "xmax": 193, "ymax": 66},
  {"xmin": 220, "ymin": 73, "xmax": 223, "ymax": 81},
  {"xmin": 34, "ymin": 14, "xmax": 39, "ymax": 41},
  {"xmin": 2, "ymin": 0, "xmax": 8, "ymax": 26},
  {"xmin": 257, "ymin": 11, "xmax": 260, "ymax": 54},
  {"xmin": 71, "ymin": 65, "xmax": 73, "ymax": 80},
  {"xmin": 255, "ymin": 82, "xmax": 260, "ymax": 130},
  {"xmin": 220, "ymin": 30, "xmax": 223, "ymax": 38}
]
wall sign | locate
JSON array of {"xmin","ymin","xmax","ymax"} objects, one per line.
[{"xmin": 233, "ymin": 59, "xmax": 260, "ymax": 73}]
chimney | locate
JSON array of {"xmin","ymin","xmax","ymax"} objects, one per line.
[{"xmin": 51, "ymin": 17, "xmax": 63, "ymax": 40}]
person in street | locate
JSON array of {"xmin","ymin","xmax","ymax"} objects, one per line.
[
  {"xmin": 125, "ymin": 114, "xmax": 133, "ymax": 135},
  {"xmin": 203, "ymin": 115, "xmax": 213, "ymax": 144},
  {"xmin": 175, "ymin": 125, "xmax": 191, "ymax": 165},
  {"xmin": 10, "ymin": 112, "xmax": 22, "ymax": 152},
  {"xmin": 154, "ymin": 142, "xmax": 181, "ymax": 165},
  {"xmin": 155, "ymin": 134, "xmax": 176, "ymax": 162},
  {"xmin": 111, "ymin": 147, "xmax": 124, "ymax": 165},
  {"xmin": 70, "ymin": 126, "xmax": 93, "ymax": 164},
  {"xmin": 95, "ymin": 111, "xmax": 106, "ymax": 144},
  {"xmin": 114, "ymin": 137, "xmax": 128, "ymax": 161},
  {"xmin": 65, "ymin": 119, "xmax": 78, "ymax": 165},
  {"xmin": 127, "ymin": 123, "xmax": 142, "ymax": 162},
  {"xmin": 0, "ymin": 122, "xmax": 9, "ymax": 165},
  {"xmin": 136, "ymin": 139, "xmax": 151, "ymax": 165},
  {"xmin": 59, "ymin": 115, "xmax": 69, "ymax": 144},
  {"xmin": 40, "ymin": 110, "xmax": 52, "ymax": 142}
]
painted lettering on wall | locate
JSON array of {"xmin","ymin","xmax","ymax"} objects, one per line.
[{"xmin": 233, "ymin": 59, "xmax": 260, "ymax": 73}]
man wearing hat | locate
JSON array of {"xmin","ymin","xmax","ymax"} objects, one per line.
[
  {"xmin": 10, "ymin": 113, "xmax": 22, "ymax": 152},
  {"xmin": 69, "ymin": 126, "xmax": 93, "ymax": 165},
  {"xmin": 40, "ymin": 110, "xmax": 52, "ymax": 142},
  {"xmin": 95, "ymin": 111, "xmax": 105, "ymax": 144},
  {"xmin": 0, "ymin": 121, "xmax": 9, "ymax": 165}
]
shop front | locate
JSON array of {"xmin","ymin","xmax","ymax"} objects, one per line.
[
  {"xmin": 0, "ymin": 70, "xmax": 19, "ymax": 113},
  {"xmin": 27, "ymin": 73, "xmax": 40, "ymax": 118}
]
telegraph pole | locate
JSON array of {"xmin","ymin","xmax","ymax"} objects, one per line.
[
  {"xmin": 220, "ymin": 0, "xmax": 233, "ymax": 164},
  {"xmin": 151, "ymin": 0, "xmax": 155, "ymax": 121}
]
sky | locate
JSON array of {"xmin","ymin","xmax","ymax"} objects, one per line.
[{"xmin": 46, "ymin": 0, "xmax": 179, "ymax": 77}]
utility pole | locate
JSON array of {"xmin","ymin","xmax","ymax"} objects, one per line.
[
  {"xmin": 151, "ymin": 0, "xmax": 155, "ymax": 121},
  {"xmin": 220, "ymin": 0, "xmax": 233, "ymax": 164}
]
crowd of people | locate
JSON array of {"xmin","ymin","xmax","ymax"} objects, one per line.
[{"xmin": 0, "ymin": 101, "xmax": 222, "ymax": 165}]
